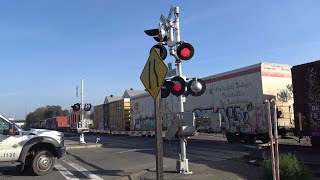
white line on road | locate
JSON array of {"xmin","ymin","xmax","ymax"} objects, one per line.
[
  {"xmin": 63, "ymin": 160, "xmax": 104, "ymax": 180},
  {"xmin": 54, "ymin": 161, "xmax": 80, "ymax": 180},
  {"xmin": 113, "ymin": 148, "xmax": 153, "ymax": 154}
]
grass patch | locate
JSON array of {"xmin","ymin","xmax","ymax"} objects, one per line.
[{"xmin": 262, "ymin": 153, "xmax": 312, "ymax": 180}]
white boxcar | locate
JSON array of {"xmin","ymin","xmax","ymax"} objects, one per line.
[
  {"xmin": 185, "ymin": 62, "xmax": 294, "ymax": 143},
  {"xmin": 131, "ymin": 62, "xmax": 294, "ymax": 143}
]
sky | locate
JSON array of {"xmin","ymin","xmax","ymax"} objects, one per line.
[{"xmin": 1, "ymin": 1, "xmax": 320, "ymax": 119}]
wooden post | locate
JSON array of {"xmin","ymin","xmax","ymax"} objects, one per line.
[{"xmin": 155, "ymin": 94, "xmax": 163, "ymax": 180}]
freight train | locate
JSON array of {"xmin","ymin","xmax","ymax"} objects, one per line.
[
  {"xmin": 292, "ymin": 60, "xmax": 320, "ymax": 147},
  {"xmin": 131, "ymin": 62, "xmax": 294, "ymax": 144},
  {"xmin": 129, "ymin": 61, "xmax": 320, "ymax": 146},
  {"xmin": 32, "ymin": 114, "xmax": 82, "ymax": 132},
  {"xmin": 29, "ymin": 60, "xmax": 320, "ymax": 147}
]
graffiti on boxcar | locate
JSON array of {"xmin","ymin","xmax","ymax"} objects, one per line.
[
  {"xmin": 306, "ymin": 67, "xmax": 320, "ymax": 103},
  {"xmin": 134, "ymin": 117, "xmax": 155, "ymax": 131},
  {"xmin": 218, "ymin": 107, "xmax": 251, "ymax": 133},
  {"xmin": 193, "ymin": 108, "xmax": 214, "ymax": 118},
  {"xmin": 193, "ymin": 106, "xmax": 253, "ymax": 133},
  {"xmin": 277, "ymin": 84, "xmax": 293, "ymax": 103}
]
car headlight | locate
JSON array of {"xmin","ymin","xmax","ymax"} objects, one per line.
[{"xmin": 55, "ymin": 134, "xmax": 64, "ymax": 146}]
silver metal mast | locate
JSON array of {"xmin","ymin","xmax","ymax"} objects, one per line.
[
  {"xmin": 174, "ymin": 7, "xmax": 192, "ymax": 174},
  {"xmin": 79, "ymin": 79, "xmax": 86, "ymax": 144}
]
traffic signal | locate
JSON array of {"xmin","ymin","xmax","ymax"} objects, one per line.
[
  {"xmin": 144, "ymin": 28, "xmax": 167, "ymax": 42},
  {"xmin": 177, "ymin": 42, "xmax": 194, "ymax": 60},
  {"xmin": 161, "ymin": 77, "xmax": 206, "ymax": 98},
  {"xmin": 84, "ymin": 103, "xmax": 92, "ymax": 111},
  {"xmin": 168, "ymin": 76, "xmax": 186, "ymax": 97},
  {"xmin": 161, "ymin": 80, "xmax": 172, "ymax": 98},
  {"xmin": 71, "ymin": 103, "xmax": 80, "ymax": 111},
  {"xmin": 187, "ymin": 78, "xmax": 206, "ymax": 96},
  {"xmin": 150, "ymin": 44, "xmax": 167, "ymax": 60}
]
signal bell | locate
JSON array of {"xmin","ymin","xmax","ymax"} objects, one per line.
[
  {"xmin": 177, "ymin": 42, "xmax": 194, "ymax": 60},
  {"xmin": 187, "ymin": 78, "xmax": 206, "ymax": 96}
]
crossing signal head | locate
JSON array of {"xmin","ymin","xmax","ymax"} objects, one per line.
[
  {"xmin": 187, "ymin": 78, "xmax": 206, "ymax": 96},
  {"xmin": 158, "ymin": 27, "xmax": 167, "ymax": 42},
  {"xmin": 161, "ymin": 80, "xmax": 172, "ymax": 98},
  {"xmin": 71, "ymin": 103, "xmax": 81, "ymax": 111},
  {"xmin": 144, "ymin": 28, "xmax": 167, "ymax": 42},
  {"xmin": 150, "ymin": 44, "xmax": 167, "ymax": 60},
  {"xmin": 177, "ymin": 43, "xmax": 194, "ymax": 60},
  {"xmin": 169, "ymin": 76, "xmax": 186, "ymax": 97},
  {"xmin": 84, "ymin": 103, "xmax": 92, "ymax": 111}
]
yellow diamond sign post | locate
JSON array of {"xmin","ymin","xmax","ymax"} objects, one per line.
[
  {"xmin": 140, "ymin": 48, "xmax": 168, "ymax": 100},
  {"xmin": 140, "ymin": 47, "xmax": 168, "ymax": 180}
]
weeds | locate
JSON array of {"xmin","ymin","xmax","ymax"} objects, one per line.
[{"xmin": 262, "ymin": 153, "xmax": 312, "ymax": 180}]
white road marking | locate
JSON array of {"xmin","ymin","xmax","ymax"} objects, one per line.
[
  {"xmin": 63, "ymin": 160, "xmax": 104, "ymax": 180},
  {"xmin": 113, "ymin": 148, "xmax": 153, "ymax": 154},
  {"xmin": 54, "ymin": 161, "xmax": 80, "ymax": 180}
]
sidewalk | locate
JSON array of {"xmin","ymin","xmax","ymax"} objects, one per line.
[
  {"xmin": 129, "ymin": 156, "xmax": 264, "ymax": 180},
  {"xmin": 65, "ymin": 139, "xmax": 103, "ymax": 150},
  {"xmin": 64, "ymin": 138, "xmax": 264, "ymax": 180}
]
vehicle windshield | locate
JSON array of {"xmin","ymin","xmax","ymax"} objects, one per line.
[{"xmin": 0, "ymin": 115, "xmax": 22, "ymax": 131}]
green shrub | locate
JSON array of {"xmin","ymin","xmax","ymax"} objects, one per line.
[{"xmin": 262, "ymin": 153, "xmax": 312, "ymax": 180}]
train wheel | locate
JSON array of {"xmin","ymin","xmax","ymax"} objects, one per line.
[
  {"xmin": 311, "ymin": 136, "xmax": 320, "ymax": 147},
  {"xmin": 280, "ymin": 129, "xmax": 286, "ymax": 138},
  {"xmin": 243, "ymin": 135, "xmax": 256, "ymax": 144},
  {"xmin": 261, "ymin": 137, "xmax": 270, "ymax": 144},
  {"xmin": 226, "ymin": 133, "xmax": 236, "ymax": 144}
]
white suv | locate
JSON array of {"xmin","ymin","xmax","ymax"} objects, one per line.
[{"xmin": 0, "ymin": 114, "xmax": 66, "ymax": 175}]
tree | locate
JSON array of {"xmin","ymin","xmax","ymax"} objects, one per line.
[{"xmin": 25, "ymin": 105, "xmax": 70, "ymax": 127}]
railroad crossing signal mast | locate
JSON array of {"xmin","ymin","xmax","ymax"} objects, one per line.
[
  {"xmin": 72, "ymin": 79, "xmax": 91, "ymax": 144},
  {"xmin": 144, "ymin": 6, "xmax": 206, "ymax": 175}
]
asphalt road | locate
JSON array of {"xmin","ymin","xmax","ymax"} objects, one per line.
[{"xmin": 0, "ymin": 133, "xmax": 319, "ymax": 180}]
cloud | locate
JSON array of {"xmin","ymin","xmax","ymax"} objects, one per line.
[{"xmin": 0, "ymin": 92, "xmax": 18, "ymax": 97}]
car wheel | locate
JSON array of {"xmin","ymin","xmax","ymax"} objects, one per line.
[{"xmin": 31, "ymin": 150, "xmax": 55, "ymax": 176}]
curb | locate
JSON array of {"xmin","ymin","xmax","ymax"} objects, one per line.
[
  {"xmin": 117, "ymin": 170, "xmax": 148, "ymax": 180},
  {"xmin": 66, "ymin": 143, "xmax": 103, "ymax": 150}
]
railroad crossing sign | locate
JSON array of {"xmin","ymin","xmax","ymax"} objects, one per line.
[{"xmin": 140, "ymin": 48, "xmax": 168, "ymax": 100}]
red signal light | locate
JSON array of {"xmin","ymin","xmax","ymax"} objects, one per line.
[
  {"xmin": 177, "ymin": 43, "xmax": 194, "ymax": 60},
  {"xmin": 173, "ymin": 84, "xmax": 181, "ymax": 91},
  {"xmin": 169, "ymin": 76, "xmax": 186, "ymax": 97},
  {"xmin": 180, "ymin": 48, "xmax": 191, "ymax": 58}
]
